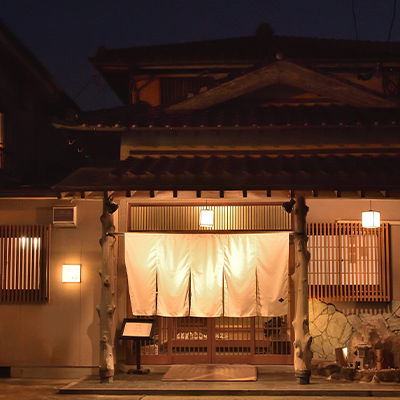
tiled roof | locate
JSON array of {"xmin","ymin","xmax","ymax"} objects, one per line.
[
  {"xmin": 90, "ymin": 34, "xmax": 400, "ymax": 67},
  {"xmin": 54, "ymin": 153, "xmax": 400, "ymax": 193},
  {"xmin": 54, "ymin": 103, "xmax": 400, "ymax": 130}
]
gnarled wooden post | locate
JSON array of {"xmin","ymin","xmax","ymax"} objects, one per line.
[
  {"xmin": 97, "ymin": 195, "xmax": 117, "ymax": 383},
  {"xmin": 292, "ymin": 196, "xmax": 313, "ymax": 384}
]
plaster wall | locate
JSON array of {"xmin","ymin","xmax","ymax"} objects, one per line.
[
  {"xmin": 0, "ymin": 199, "xmax": 103, "ymax": 369},
  {"xmin": 2, "ymin": 197, "xmax": 400, "ymax": 369}
]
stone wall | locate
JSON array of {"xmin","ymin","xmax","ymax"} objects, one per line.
[{"xmin": 309, "ymin": 300, "xmax": 400, "ymax": 367}]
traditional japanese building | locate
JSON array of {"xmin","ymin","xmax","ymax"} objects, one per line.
[{"xmin": 2, "ymin": 24, "xmax": 400, "ymax": 381}]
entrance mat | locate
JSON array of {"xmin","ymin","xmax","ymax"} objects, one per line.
[{"xmin": 162, "ymin": 365, "xmax": 257, "ymax": 381}]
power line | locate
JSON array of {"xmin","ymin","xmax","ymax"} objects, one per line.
[
  {"xmin": 352, "ymin": 0, "xmax": 358, "ymax": 40},
  {"xmin": 73, "ymin": 74, "xmax": 97, "ymax": 100},
  {"xmin": 388, "ymin": 0, "xmax": 398, "ymax": 42}
]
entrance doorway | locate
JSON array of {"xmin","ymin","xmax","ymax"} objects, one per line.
[
  {"xmin": 125, "ymin": 204, "xmax": 294, "ymax": 365},
  {"xmin": 126, "ymin": 314, "xmax": 293, "ymax": 365}
]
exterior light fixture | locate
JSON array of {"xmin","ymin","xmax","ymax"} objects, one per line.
[
  {"xmin": 106, "ymin": 196, "xmax": 119, "ymax": 214},
  {"xmin": 362, "ymin": 201, "xmax": 380, "ymax": 228},
  {"xmin": 62, "ymin": 264, "xmax": 81, "ymax": 283},
  {"xmin": 199, "ymin": 201, "xmax": 214, "ymax": 227},
  {"xmin": 282, "ymin": 198, "xmax": 296, "ymax": 214}
]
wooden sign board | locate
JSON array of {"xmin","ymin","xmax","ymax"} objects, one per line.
[{"xmin": 120, "ymin": 318, "xmax": 155, "ymax": 340}]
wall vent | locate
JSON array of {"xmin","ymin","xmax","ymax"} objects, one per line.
[{"xmin": 53, "ymin": 206, "xmax": 77, "ymax": 227}]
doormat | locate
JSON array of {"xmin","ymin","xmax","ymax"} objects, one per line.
[{"xmin": 162, "ymin": 365, "xmax": 257, "ymax": 381}]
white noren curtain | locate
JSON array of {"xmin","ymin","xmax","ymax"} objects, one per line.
[{"xmin": 125, "ymin": 232, "xmax": 289, "ymax": 317}]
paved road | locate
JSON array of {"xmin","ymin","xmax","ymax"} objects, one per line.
[{"xmin": 1, "ymin": 378, "xmax": 399, "ymax": 400}]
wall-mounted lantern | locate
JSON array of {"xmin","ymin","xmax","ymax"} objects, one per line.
[{"xmin": 62, "ymin": 264, "xmax": 81, "ymax": 283}]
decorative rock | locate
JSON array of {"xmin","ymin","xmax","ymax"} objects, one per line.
[
  {"xmin": 354, "ymin": 370, "xmax": 375, "ymax": 382},
  {"xmin": 329, "ymin": 372, "xmax": 341, "ymax": 380},
  {"xmin": 328, "ymin": 304, "xmax": 336, "ymax": 315},
  {"xmin": 311, "ymin": 335, "xmax": 324, "ymax": 358},
  {"xmin": 375, "ymin": 369, "xmax": 400, "ymax": 383},
  {"xmin": 309, "ymin": 321, "xmax": 321, "ymax": 336},
  {"xmin": 359, "ymin": 313, "xmax": 372, "ymax": 321},
  {"xmin": 316, "ymin": 362, "xmax": 341, "ymax": 377},
  {"xmin": 314, "ymin": 313, "xmax": 329, "ymax": 333},
  {"xmin": 310, "ymin": 300, "xmax": 400, "ymax": 364},
  {"xmin": 382, "ymin": 335, "xmax": 400, "ymax": 367},
  {"xmin": 393, "ymin": 300, "xmax": 400, "ymax": 316},
  {"xmin": 340, "ymin": 367, "xmax": 357, "ymax": 381},
  {"xmin": 308, "ymin": 300, "xmax": 315, "ymax": 321},
  {"xmin": 387, "ymin": 315, "xmax": 400, "ymax": 332},
  {"xmin": 347, "ymin": 314, "xmax": 362, "ymax": 331},
  {"xmin": 322, "ymin": 339, "xmax": 336, "ymax": 360},
  {"xmin": 326, "ymin": 312, "xmax": 348, "ymax": 339},
  {"xmin": 312, "ymin": 301, "xmax": 328, "ymax": 319},
  {"xmin": 339, "ymin": 322, "xmax": 354, "ymax": 346},
  {"xmin": 382, "ymin": 300, "xmax": 400, "ymax": 319}
]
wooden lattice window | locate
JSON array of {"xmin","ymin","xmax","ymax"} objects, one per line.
[
  {"xmin": 0, "ymin": 225, "xmax": 51, "ymax": 304},
  {"xmin": 0, "ymin": 112, "xmax": 4, "ymax": 169},
  {"xmin": 307, "ymin": 223, "xmax": 390, "ymax": 302}
]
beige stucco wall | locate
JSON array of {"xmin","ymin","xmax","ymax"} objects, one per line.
[
  {"xmin": 2, "ymin": 197, "xmax": 400, "ymax": 369},
  {"xmin": 0, "ymin": 199, "xmax": 103, "ymax": 369}
]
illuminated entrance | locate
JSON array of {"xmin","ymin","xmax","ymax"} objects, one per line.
[{"xmin": 125, "ymin": 204, "xmax": 294, "ymax": 365}]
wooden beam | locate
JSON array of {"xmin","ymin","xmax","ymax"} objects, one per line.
[
  {"xmin": 279, "ymin": 62, "xmax": 399, "ymax": 108},
  {"xmin": 166, "ymin": 61, "xmax": 398, "ymax": 111},
  {"xmin": 166, "ymin": 62, "xmax": 282, "ymax": 110}
]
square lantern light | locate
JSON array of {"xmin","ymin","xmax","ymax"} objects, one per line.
[
  {"xmin": 199, "ymin": 209, "xmax": 214, "ymax": 227},
  {"xmin": 362, "ymin": 210, "xmax": 380, "ymax": 228},
  {"xmin": 62, "ymin": 264, "xmax": 81, "ymax": 283}
]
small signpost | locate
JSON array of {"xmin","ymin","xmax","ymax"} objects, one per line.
[{"xmin": 120, "ymin": 318, "xmax": 156, "ymax": 374}]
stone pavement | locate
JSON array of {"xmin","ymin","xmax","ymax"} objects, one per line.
[
  {"xmin": 2, "ymin": 365, "xmax": 400, "ymax": 399},
  {"xmin": 58, "ymin": 365, "xmax": 400, "ymax": 397}
]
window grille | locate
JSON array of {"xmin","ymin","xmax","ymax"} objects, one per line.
[
  {"xmin": 0, "ymin": 225, "xmax": 51, "ymax": 304},
  {"xmin": 129, "ymin": 204, "xmax": 292, "ymax": 231},
  {"xmin": 307, "ymin": 222, "xmax": 390, "ymax": 302}
]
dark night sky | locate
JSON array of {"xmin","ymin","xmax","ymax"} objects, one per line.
[{"xmin": 2, "ymin": 0, "xmax": 399, "ymax": 111}]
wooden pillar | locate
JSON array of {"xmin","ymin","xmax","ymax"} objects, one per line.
[
  {"xmin": 97, "ymin": 195, "xmax": 117, "ymax": 382},
  {"xmin": 292, "ymin": 196, "xmax": 313, "ymax": 384}
]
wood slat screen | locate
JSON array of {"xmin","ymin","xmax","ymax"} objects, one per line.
[
  {"xmin": 0, "ymin": 225, "xmax": 51, "ymax": 304},
  {"xmin": 160, "ymin": 77, "xmax": 215, "ymax": 104},
  {"xmin": 307, "ymin": 223, "xmax": 390, "ymax": 302},
  {"xmin": 129, "ymin": 204, "xmax": 292, "ymax": 231}
]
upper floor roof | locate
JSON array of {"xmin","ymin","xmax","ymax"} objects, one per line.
[{"xmin": 89, "ymin": 24, "xmax": 400, "ymax": 107}]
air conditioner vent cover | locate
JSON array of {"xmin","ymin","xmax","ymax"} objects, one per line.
[{"xmin": 53, "ymin": 206, "xmax": 77, "ymax": 227}]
